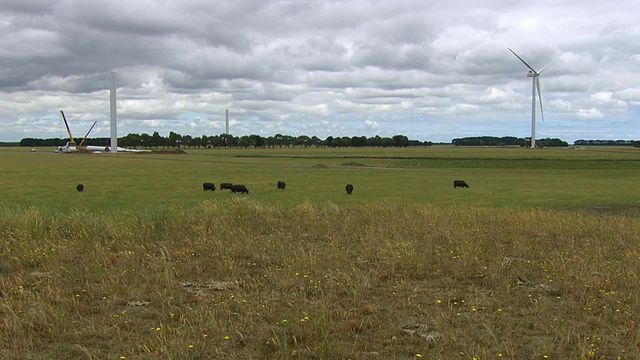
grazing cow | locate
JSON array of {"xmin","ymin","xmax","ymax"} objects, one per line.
[
  {"xmin": 277, "ymin": 181, "xmax": 286, "ymax": 189},
  {"xmin": 345, "ymin": 183, "xmax": 354, "ymax": 195},
  {"xmin": 203, "ymin": 182, "xmax": 216, "ymax": 191},
  {"xmin": 219, "ymin": 183, "xmax": 234, "ymax": 191},
  {"xmin": 231, "ymin": 184, "xmax": 249, "ymax": 194},
  {"xmin": 76, "ymin": 184, "xmax": 84, "ymax": 192},
  {"xmin": 453, "ymin": 180, "xmax": 469, "ymax": 188}
]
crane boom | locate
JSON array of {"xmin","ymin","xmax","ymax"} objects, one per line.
[
  {"xmin": 59, "ymin": 110, "xmax": 75, "ymax": 143},
  {"xmin": 78, "ymin": 121, "xmax": 98, "ymax": 149}
]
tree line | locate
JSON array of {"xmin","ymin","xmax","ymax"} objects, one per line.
[
  {"xmin": 573, "ymin": 139, "xmax": 640, "ymax": 147},
  {"xmin": 19, "ymin": 132, "xmax": 432, "ymax": 149},
  {"xmin": 20, "ymin": 133, "xmax": 638, "ymax": 149},
  {"xmin": 451, "ymin": 136, "xmax": 569, "ymax": 147}
]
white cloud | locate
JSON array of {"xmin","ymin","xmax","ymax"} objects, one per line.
[
  {"xmin": 364, "ymin": 120, "xmax": 379, "ymax": 129},
  {"xmin": 576, "ymin": 108, "xmax": 604, "ymax": 119},
  {"xmin": 591, "ymin": 92, "xmax": 628, "ymax": 110}
]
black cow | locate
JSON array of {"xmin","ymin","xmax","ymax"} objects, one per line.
[
  {"xmin": 203, "ymin": 182, "xmax": 216, "ymax": 191},
  {"xmin": 453, "ymin": 180, "xmax": 469, "ymax": 188},
  {"xmin": 76, "ymin": 184, "xmax": 84, "ymax": 192},
  {"xmin": 277, "ymin": 181, "xmax": 286, "ymax": 189},
  {"xmin": 345, "ymin": 184, "xmax": 354, "ymax": 195},
  {"xmin": 219, "ymin": 183, "xmax": 234, "ymax": 191},
  {"xmin": 231, "ymin": 184, "xmax": 249, "ymax": 194}
]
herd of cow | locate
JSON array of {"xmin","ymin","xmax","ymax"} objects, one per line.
[
  {"xmin": 199, "ymin": 179, "xmax": 469, "ymax": 194},
  {"xmin": 202, "ymin": 182, "xmax": 249, "ymax": 193},
  {"xmin": 202, "ymin": 181, "xmax": 356, "ymax": 194},
  {"xmin": 75, "ymin": 179, "xmax": 469, "ymax": 194}
]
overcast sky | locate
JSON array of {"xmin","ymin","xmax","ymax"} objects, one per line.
[{"xmin": 1, "ymin": 0, "xmax": 639, "ymax": 143}]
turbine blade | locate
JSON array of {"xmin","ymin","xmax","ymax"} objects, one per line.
[
  {"xmin": 536, "ymin": 77, "xmax": 545, "ymax": 122},
  {"xmin": 508, "ymin": 47, "xmax": 537, "ymax": 73},
  {"xmin": 539, "ymin": 59, "xmax": 554, "ymax": 74}
]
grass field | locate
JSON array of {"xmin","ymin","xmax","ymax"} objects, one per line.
[
  {"xmin": 0, "ymin": 146, "xmax": 639, "ymax": 359},
  {"xmin": 1, "ymin": 145, "xmax": 639, "ymax": 213}
]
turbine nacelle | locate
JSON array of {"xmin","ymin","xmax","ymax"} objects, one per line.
[{"xmin": 527, "ymin": 70, "xmax": 536, "ymax": 77}]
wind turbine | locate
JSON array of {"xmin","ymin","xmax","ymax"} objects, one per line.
[{"xmin": 508, "ymin": 48, "xmax": 551, "ymax": 148}]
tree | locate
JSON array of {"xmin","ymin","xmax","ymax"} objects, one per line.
[
  {"xmin": 351, "ymin": 136, "xmax": 367, "ymax": 147},
  {"xmin": 122, "ymin": 133, "xmax": 140, "ymax": 149},
  {"xmin": 392, "ymin": 134, "xmax": 409, "ymax": 147},
  {"xmin": 536, "ymin": 138, "xmax": 568, "ymax": 147},
  {"xmin": 238, "ymin": 135, "xmax": 251, "ymax": 148},
  {"xmin": 325, "ymin": 136, "xmax": 334, "ymax": 147},
  {"xmin": 140, "ymin": 133, "xmax": 151, "ymax": 148},
  {"xmin": 274, "ymin": 134, "xmax": 284, "ymax": 148},
  {"xmin": 265, "ymin": 136, "xmax": 275, "ymax": 148},
  {"xmin": 367, "ymin": 135, "xmax": 382, "ymax": 147},
  {"xmin": 281, "ymin": 135, "xmax": 294, "ymax": 148},
  {"xmin": 295, "ymin": 135, "xmax": 310, "ymax": 147},
  {"xmin": 168, "ymin": 131, "xmax": 183, "ymax": 148},
  {"xmin": 182, "ymin": 134, "xmax": 193, "ymax": 148},
  {"xmin": 220, "ymin": 133, "xmax": 235, "ymax": 148},
  {"xmin": 152, "ymin": 131, "xmax": 162, "ymax": 148},
  {"xmin": 334, "ymin": 136, "xmax": 351, "ymax": 147},
  {"xmin": 247, "ymin": 134, "xmax": 264, "ymax": 148},
  {"xmin": 207, "ymin": 135, "xmax": 223, "ymax": 148},
  {"xmin": 381, "ymin": 137, "xmax": 395, "ymax": 147}
]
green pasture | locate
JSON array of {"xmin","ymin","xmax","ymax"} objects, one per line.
[{"xmin": 1, "ymin": 146, "xmax": 639, "ymax": 214}]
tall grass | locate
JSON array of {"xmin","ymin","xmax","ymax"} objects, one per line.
[{"xmin": 1, "ymin": 200, "xmax": 638, "ymax": 359}]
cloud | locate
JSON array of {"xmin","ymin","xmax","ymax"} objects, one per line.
[
  {"xmin": 364, "ymin": 120, "xmax": 379, "ymax": 129},
  {"xmin": 576, "ymin": 108, "xmax": 604, "ymax": 119},
  {"xmin": 0, "ymin": 0, "xmax": 639, "ymax": 143},
  {"xmin": 591, "ymin": 92, "xmax": 628, "ymax": 110}
]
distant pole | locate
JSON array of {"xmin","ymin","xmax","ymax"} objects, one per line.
[
  {"xmin": 587, "ymin": 96, "xmax": 591, "ymax": 139},
  {"xmin": 225, "ymin": 109, "xmax": 229, "ymax": 134},
  {"xmin": 110, "ymin": 72, "xmax": 118, "ymax": 152}
]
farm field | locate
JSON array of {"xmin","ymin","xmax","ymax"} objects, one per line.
[
  {"xmin": 1, "ymin": 145, "xmax": 639, "ymax": 214},
  {"xmin": 0, "ymin": 145, "xmax": 639, "ymax": 359}
]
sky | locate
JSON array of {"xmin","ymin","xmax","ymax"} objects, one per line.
[{"xmin": 1, "ymin": 0, "xmax": 639, "ymax": 143}]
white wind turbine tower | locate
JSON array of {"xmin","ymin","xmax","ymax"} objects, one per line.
[{"xmin": 508, "ymin": 48, "xmax": 551, "ymax": 148}]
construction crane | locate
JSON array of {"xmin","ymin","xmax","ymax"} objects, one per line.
[{"xmin": 54, "ymin": 110, "xmax": 77, "ymax": 153}]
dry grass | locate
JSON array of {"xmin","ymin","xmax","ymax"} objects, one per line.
[{"xmin": 1, "ymin": 199, "xmax": 638, "ymax": 359}]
